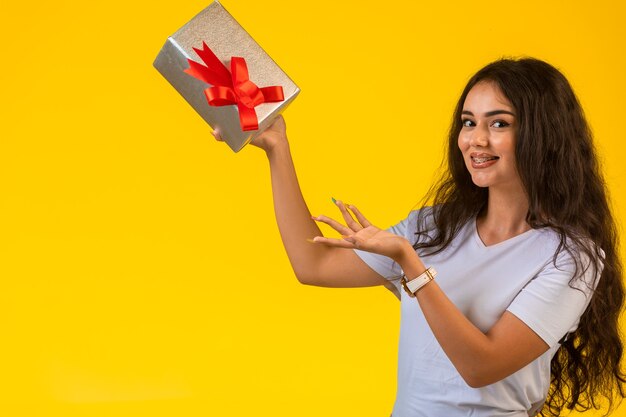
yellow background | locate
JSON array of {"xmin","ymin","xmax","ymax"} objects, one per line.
[{"xmin": 1, "ymin": 0, "xmax": 625, "ymax": 415}]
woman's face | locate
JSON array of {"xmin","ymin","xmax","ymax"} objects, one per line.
[{"xmin": 458, "ymin": 81, "xmax": 521, "ymax": 190}]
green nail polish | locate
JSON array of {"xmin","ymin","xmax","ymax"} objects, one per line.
[{"xmin": 331, "ymin": 197, "xmax": 337, "ymax": 204}]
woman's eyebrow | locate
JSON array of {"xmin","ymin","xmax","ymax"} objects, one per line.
[{"xmin": 462, "ymin": 110, "xmax": 516, "ymax": 117}]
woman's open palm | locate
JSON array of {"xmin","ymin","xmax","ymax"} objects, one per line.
[{"xmin": 311, "ymin": 200, "xmax": 410, "ymax": 262}]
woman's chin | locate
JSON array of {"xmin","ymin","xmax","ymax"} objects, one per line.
[{"xmin": 470, "ymin": 175, "xmax": 492, "ymax": 188}]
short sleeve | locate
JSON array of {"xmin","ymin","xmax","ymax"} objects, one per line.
[
  {"xmin": 506, "ymin": 249, "xmax": 601, "ymax": 347},
  {"xmin": 352, "ymin": 210, "xmax": 420, "ymax": 299}
]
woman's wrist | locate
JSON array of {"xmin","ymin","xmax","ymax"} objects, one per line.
[
  {"xmin": 396, "ymin": 242, "xmax": 427, "ymax": 279},
  {"xmin": 265, "ymin": 138, "xmax": 290, "ymax": 159}
]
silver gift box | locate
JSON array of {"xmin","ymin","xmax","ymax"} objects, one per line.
[{"xmin": 154, "ymin": 1, "xmax": 300, "ymax": 152}]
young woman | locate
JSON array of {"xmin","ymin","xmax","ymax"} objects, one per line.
[{"xmin": 213, "ymin": 58, "xmax": 625, "ymax": 416}]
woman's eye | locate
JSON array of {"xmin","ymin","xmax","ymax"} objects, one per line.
[
  {"xmin": 461, "ymin": 119, "xmax": 474, "ymax": 127},
  {"xmin": 491, "ymin": 120, "xmax": 510, "ymax": 128}
]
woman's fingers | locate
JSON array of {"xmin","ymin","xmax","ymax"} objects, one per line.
[
  {"xmin": 312, "ymin": 215, "xmax": 353, "ymax": 236},
  {"xmin": 265, "ymin": 114, "xmax": 286, "ymax": 134},
  {"xmin": 345, "ymin": 204, "xmax": 372, "ymax": 228},
  {"xmin": 211, "ymin": 129, "xmax": 224, "ymax": 142},
  {"xmin": 309, "ymin": 236, "xmax": 355, "ymax": 249},
  {"xmin": 334, "ymin": 200, "xmax": 363, "ymax": 231},
  {"xmin": 311, "ymin": 201, "xmax": 374, "ymax": 246}
]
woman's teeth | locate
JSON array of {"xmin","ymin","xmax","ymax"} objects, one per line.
[{"xmin": 472, "ymin": 156, "xmax": 498, "ymax": 163}]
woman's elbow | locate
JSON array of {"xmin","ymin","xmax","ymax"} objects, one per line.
[
  {"xmin": 463, "ymin": 374, "xmax": 491, "ymax": 389},
  {"xmin": 459, "ymin": 367, "xmax": 504, "ymax": 388},
  {"xmin": 294, "ymin": 271, "xmax": 322, "ymax": 286}
]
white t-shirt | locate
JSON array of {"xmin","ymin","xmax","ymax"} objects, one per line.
[{"xmin": 353, "ymin": 208, "xmax": 599, "ymax": 417}]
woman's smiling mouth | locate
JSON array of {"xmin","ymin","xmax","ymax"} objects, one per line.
[{"xmin": 470, "ymin": 153, "xmax": 500, "ymax": 168}]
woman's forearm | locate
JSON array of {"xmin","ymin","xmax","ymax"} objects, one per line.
[
  {"xmin": 266, "ymin": 142, "xmax": 331, "ymax": 283},
  {"xmin": 398, "ymin": 252, "xmax": 495, "ymax": 385},
  {"xmin": 397, "ymin": 247, "xmax": 547, "ymax": 387}
]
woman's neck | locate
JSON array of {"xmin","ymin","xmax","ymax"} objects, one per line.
[{"xmin": 478, "ymin": 186, "xmax": 531, "ymax": 238}]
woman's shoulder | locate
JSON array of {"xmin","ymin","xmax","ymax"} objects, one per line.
[
  {"xmin": 532, "ymin": 226, "xmax": 604, "ymax": 260},
  {"xmin": 404, "ymin": 205, "xmax": 436, "ymax": 230},
  {"xmin": 398, "ymin": 205, "xmax": 444, "ymax": 247},
  {"xmin": 406, "ymin": 205, "xmax": 436, "ymax": 224},
  {"xmin": 531, "ymin": 226, "xmax": 604, "ymax": 289}
]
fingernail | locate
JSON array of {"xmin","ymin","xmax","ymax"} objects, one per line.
[
  {"xmin": 311, "ymin": 215, "xmax": 317, "ymax": 220},
  {"xmin": 306, "ymin": 238, "xmax": 316, "ymax": 243},
  {"xmin": 331, "ymin": 197, "xmax": 337, "ymax": 204}
]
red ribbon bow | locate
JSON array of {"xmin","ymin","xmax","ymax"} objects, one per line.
[{"xmin": 184, "ymin": 42, "xmax": 285, "ymax": 131}]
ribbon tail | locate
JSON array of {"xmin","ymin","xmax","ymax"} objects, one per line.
[
  {"xmin": 237, "ymin": 102, "xmax": 259, "ymax": 131},
  {"xmin": 184, "ymin": 59, "xmax": 220, "ymax": 85},
  {"xmin": 188, "ymin": 42, "xmax": 233, "ymax": 87}
]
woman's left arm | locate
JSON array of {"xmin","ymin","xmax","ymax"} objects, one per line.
[
  {"xmin": 397, "ymin": 248, "xmax": 549, "ymax": 388},
  {"xmin": 314, "ymin": 202, "xmax": 553, "ymax": 388}
]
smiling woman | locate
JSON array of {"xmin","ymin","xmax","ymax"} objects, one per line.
[
  {"xmin": 405, "ymin": 58, "xmax": 626, "ymax": 415},
  {"xmin": 212, "ymin": 57, "xmax": 626, "ymax": 417}
]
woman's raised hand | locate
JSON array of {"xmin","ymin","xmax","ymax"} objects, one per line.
[
  {"xmin": 310, "ymin": 200, "xmax": 411, "ymax": 262},
  {"xmin": 211, "ymin": 115, "xmax": 288, "ymax": 154}
]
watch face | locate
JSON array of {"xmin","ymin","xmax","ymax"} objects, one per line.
[{"xmin": 401, "ymin": 268, "xmax": 436, "ymax": 297}]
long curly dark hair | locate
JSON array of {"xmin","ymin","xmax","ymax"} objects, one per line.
[{"xmin": 413, "ymin": 57, "xmax": 625, "ymax": 415}]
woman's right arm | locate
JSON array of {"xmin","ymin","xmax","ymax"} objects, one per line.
[
  {"xmin": 266, "ymin": 134, "xmax": 389, "ymax": 287},
  {"xmin": 214, "ymin": 116, "xmax": 387, "ymax": 288}
]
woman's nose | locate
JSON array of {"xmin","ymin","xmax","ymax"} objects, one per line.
[{"xmin": 469, "ymin": 125, "xmax": 489, "ymax": 147}]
